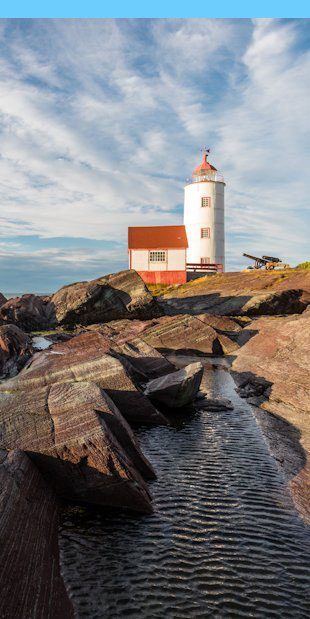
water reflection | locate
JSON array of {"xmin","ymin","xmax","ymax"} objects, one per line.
[{"xmin": 59, "ymin": 363, "xmax": 310, "ymax": 618}]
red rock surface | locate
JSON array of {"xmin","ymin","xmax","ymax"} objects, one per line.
[
  {"xmin": 160, "ymin": 269, "xmax": 310, "ymax": 298},
  {"xmin": 0, "ymin": 331, "xmax": 167, "ymax": 426},
  {"xmin": 156, "ymin": 271, "xmax": 310, "ymax": 317},
  {"xmin": 0, "ymin": 324, "xmax": 33, "ymax": 378},
  {"xmin": 0, "ymin": 381, "xmax": 154, "ymax": 512},
  {"xmin": 0, "ymin": 449, "xmax": 74, "ymax": 619},
  {"xmin": 197, "ymin": 314, "xmax": 242, "ymax": 333},
  {"xmin": 140, "ymin": 314, "xmax": 226, "ymax": 355}
]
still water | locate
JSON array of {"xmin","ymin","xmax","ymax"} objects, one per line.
[{"xmin": 59, "ymin": 361, "xmax": 310, "ymax": 618}]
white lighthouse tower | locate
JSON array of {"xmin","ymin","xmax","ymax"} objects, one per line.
[{"xmin": 184, "ymin": 148, "xmax": 225, "ymax": 271}]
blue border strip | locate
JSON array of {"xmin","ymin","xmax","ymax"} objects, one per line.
[{"xmin": 1, "ymin": 0, "xmax": 309, "ymax": 18}]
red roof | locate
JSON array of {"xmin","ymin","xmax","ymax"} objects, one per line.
[
  {"xmin": 128, "ymin": 225, "xmax": 188, "ymax": 249},
  {"xmin": 193, "ymin": 153, "xmax": 217, "ymax": 177}
]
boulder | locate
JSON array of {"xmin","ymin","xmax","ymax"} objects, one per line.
[
  {"xmin": 231, "ymin": 311, "xmax": 310, "ymax": 521},
  {"xmin": 0, "ymin": 294, "xmax": 55, "ymax": 332},
  {"xmin": 0, "ymin": 449, "xmax": 74, "ymax": 619},
  {"xmin": 0, "ymin": 331, "xmax": 167, "ymax": 426},
  {"xmin": 0, "ymin": 292, "xmax": 7, "ymax": 307},
  {"xmin": 0, "ymin": 324, "xmax": 33, "ymax": 378},
  {"xmin": 144, "ymin": 362, "xmax": 203, "ymax": 408},
  {"xmin": 51, "ymin": 269, "xmax": 161, "ymax": 327},
  {"xmin": 141, "ymin": 314, "xmax": 225, "ymax": 355},
  {"xmin": 0, "ymin": 382, "xmax": 154, "ymax": 512}
]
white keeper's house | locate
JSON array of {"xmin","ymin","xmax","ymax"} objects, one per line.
[{"xmin": 128, "ymin": 148, "xmax": 225, "ymax": 285}]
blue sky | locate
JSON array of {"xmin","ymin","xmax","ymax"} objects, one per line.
[{"xmin": 0, "ymin": 18, "xmax": 309, "ymax": 292}]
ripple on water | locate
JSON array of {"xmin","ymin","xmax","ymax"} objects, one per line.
[{"xmin": 59, "ymin": 364, "xmax": 310, "ymax": 618}]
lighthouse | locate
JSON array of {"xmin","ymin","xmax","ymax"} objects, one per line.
[{"xmin": 184, "ymin": 149, "xmax": 225, "ymax": 271}]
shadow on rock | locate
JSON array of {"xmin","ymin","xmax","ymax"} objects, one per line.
[
  {"xmin": 231, "ymin": 370, "xmax": 307, "ymax": 485},
  {"xmin": 158, "ymin": 289, "xmax": 307, "ymax": 317}
]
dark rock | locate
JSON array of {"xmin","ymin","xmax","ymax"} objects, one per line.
[
  {"xmin": 51, "ymin": 269, "xmax": 161, "ymax": 327},
  {"xmin": 144, "ymin": 362, "xmax": 203, "ymax": 408},
  {"xmin": 0, "ymin": 331, "xmax": 167, "ymax": 426},
  {"xmin": 197, "ymin": 398, "xmax": 233, "ymax": 411},
  {"xmin": 0, "ymin": 449, "xmax": 74, "ymax": 619},
  {"xmin": 0, "ymin": 381, "xmax": 154, "ymax": 512},
  {"xmin": 0, "ymin": 294, "xmax": 55, "ymax": 332},
  {"xmin": 0, "ymin": 293, "xmax": 7, "ymax": 308},
  {"xmin": 0, "ymin": 324, "xmax": 33, "ymax": 378}
]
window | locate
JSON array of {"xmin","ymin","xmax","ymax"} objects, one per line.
[
  {"xmin": 201, "ymin": 197, "xmax": 211, "ymax": 208},
  {"xmin": 149, "ymin": 250, "xmax": 167, "ymax": 262},
  {"xmin": 201, "ymin": 257, "xmax": 210, "ymax": 264},
  {"xmin": 201, "ymin": 228, "xmax": 210, "ymax": 238}
]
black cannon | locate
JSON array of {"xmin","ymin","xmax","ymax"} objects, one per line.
[{"xmin": 242, "ymin": 253, "xmax": 288, "ymax": 270}]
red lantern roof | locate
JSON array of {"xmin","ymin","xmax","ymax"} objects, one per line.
[{"xmin": 192, "ymin": 152, "xmax": 217, "ymax": 177}]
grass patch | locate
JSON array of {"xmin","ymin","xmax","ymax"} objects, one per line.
[{"xmin": 296, "ymin": 262, "xmax": 310, "ymax": 269}]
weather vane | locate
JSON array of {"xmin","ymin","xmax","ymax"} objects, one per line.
[{"xmin": 200, "ymin": 146, "xmax": 210, "ymax": 157}]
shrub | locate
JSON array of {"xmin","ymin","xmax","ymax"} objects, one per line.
[{"xmin": 296, "ymin": 262, "xmax": 310, "ymax": 269}]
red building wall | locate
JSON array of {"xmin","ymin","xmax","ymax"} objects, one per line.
[{"xmin": 137, "ymin": 270, "xmax": 186, "ymax": 284}]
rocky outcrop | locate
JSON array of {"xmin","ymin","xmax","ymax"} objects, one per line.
[
  {"xmin": 140, "ymin": 314, "xmax": 228, "ymax": 355},
  {"xmin": 144, "ymin": 362, "xmax": 203, "ymax": 408},
  {"xmin": 0, "ymin": 331, "xmax": 167, "ymax": 426},
  {"xmin": 159, "ymin": 289, "xmax": 308, "ymax": 317},
  {"xmin": 231, "ymin": 311, "xmax": 310, "ymax": 521},
  {"xmin": 0, "ymin": 382, "xmax": 154, "ymax": 512},
  {"xmin": 84, "ymin": 322, "xmax": 176, "ymax": 382},
  {"xmin": 0, "ymin": 292, "xmax": 7, "ymax": 308},
  {"xmin": 51, "ymin": 269, "xmax": 161, "ymax": 327},
  {"xmin": 0, "ymin": 324, "xmax": 33, "ymax": 378},
  {"xmin": 0, "ymin": 449, "xmax": 74, "ymax": 619},
  {"xmin": 0, "ymin": 294, "xmax": 55, "ymax": 332}
]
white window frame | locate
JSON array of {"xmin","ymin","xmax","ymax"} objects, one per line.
[
  {"xmin": 201, "ymin": 197, "xmax": 211, "ymax": 208},
  {"xmin": 201, "ymin": 228, "xmax": 210, "ymax": 239},
  {"xmin": 149, "ymin": 250, "xmax": 167, "ymax": 263},
  {"xmin": 201, "ymin": 257, "xmax": 210, "ymax": 264}
]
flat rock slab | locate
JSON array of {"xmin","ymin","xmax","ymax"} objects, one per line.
[
  {"xmin": 51, "ymin": 269, "xmax": 162, "ymax": 327},
  {"xmin": 0, "ymin": 381, "xmax": 154, "ymax": 512},
  {"xmin": 197, "ymin": 314, "xmax": 242, "ymax": 333},
  {"xmin": 0, "ymin": 449, "xmax": 74, "ymax": 619},
  {"xmin": 0, "ymin": 331, "xmax": 167, "ymax": 426},
  {"xmin": 140, "ymin": 314, "xmax": 225, "ymax": 355},
  {"xmin": 144, "ymin": 362, "xmax": 203, "ymax": 408}
]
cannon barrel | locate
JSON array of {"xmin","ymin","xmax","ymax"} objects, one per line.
[{"xmin": 242, "ymin": 253, "xmax": 268, "ymax": 264}]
